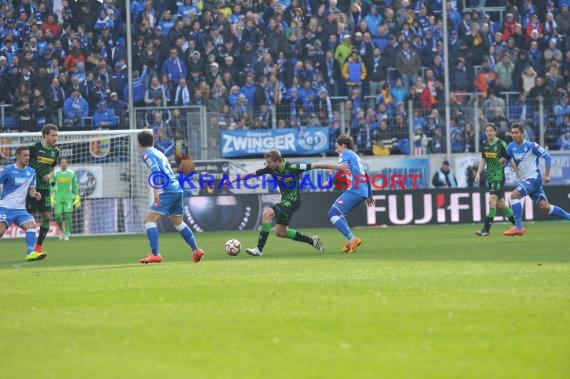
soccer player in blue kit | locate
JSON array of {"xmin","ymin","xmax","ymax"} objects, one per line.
[
  {"xmin": 328, "ymin": 134, "xmax": 375, "ymax": 253},
  {"xmin": 0, "ymin": 146, "xmax": 47, "ymax": 262},
  {"xmin": 503, "ymin": 122, "xmax": 570, "ymax": 236},
  {"xmin": 138, "ymin": 130, "xmax": 205, "ymax": 263}
]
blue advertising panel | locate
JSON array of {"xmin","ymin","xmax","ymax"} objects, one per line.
[{"xmin": 220, "ymin": 127, "xmax": 330, "ymax": 157}]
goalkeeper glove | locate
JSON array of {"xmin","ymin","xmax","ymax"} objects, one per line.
[
  {"xmin": 49, "ymin": 195, "xmax": 55, "ymax": 207},
  {"xmin": 73, "ymin": 194, "xmax": 81, "ymax": 208}
]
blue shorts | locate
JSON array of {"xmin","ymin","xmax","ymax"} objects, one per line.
[
  {"xmin": 331, "ymin": 191, "xmax": 367, "ymax": 215},
  {"xmin": 150, "ymin": 192, "xmax": 184, "ymax": 216},
  {"xmin": 0, "ymin": 207, "xmax": 35, "ymax": 228},
  {"xmin": 515, "ymin": 178, "xmax": 548, "ymax": 204}
]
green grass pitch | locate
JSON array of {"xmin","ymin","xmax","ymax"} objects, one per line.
[{"xmin": 1, "ymin": 222, "xmax": 569, "ymax": 379}]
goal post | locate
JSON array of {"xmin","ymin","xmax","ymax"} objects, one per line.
[{"xmin": 0, "ymin": 129, "xmax": 149, "ymax": 237}]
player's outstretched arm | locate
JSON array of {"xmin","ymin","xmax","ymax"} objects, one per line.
[
  {"xmin": 508, "ymin": 158, "xmax": 521, "ymax": 179},
  {"xmin": 311, "ymin": 162, "xmax": 350, "ymax": 171},
  {"xmin": 229, "ymin": 172, "xmax": 259, "ymax": 184}
]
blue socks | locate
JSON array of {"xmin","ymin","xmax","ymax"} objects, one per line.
[
  {"xmin": 511, "ymin": 199, "xmax": 523, "ymax": 229},
  {"xmin": 25, "ymin": 230, "xmax": 37, "ymax": 254},
  {"xmin": 549, "ymin": 205, "xmax": 570, "ymax": 220},
  {"xmin": 176, "ymin": 223, "xmax": 198, "ymax": 250},
  {"xmin": 328, "ymin": 206, "xmax": 354, "ymax": 241},
  {"xmin": 145, "ymin": 222, "xmax": 159, "ymax": 255}
]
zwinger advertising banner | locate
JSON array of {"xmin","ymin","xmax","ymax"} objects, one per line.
[{"xmin": 220, "ymin": 127, "xmax": 330, "ymax": 157}]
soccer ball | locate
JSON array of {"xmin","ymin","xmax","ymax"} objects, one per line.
[{"xmin": 225, "ymin": 239, "xmax": 241, "ymax": 256}]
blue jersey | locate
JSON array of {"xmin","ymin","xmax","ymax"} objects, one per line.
[
  {"xmin": 143, "ymin": 147, "xmax": 182, "ymax": 194},
  {"xmin": 0, "ymin": 164, "xmax": 36, "ymax": 209},
  {"xmin": 506, "ymin": 140, "xmax": 551, "ymax": 180},
  {"xmin": 338, "ymin": 149, "xmax": 371, "ymax": 198}
]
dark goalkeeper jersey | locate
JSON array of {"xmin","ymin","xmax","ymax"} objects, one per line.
[
  {"xmin": 481, "ymin": 138, "xmax": 508, "ymax": 183},
  {"xmin": 29, "ymin": 141, "xmax": 60, "ymax": 190},
  {"xmin": 256, "ymin": 160, "xmax": 311, "ymax": 207}
]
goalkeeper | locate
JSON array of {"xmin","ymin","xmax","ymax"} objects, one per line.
[{"xmin": 50, "ymin": 158, "xmax": 80, "ymax": 241}]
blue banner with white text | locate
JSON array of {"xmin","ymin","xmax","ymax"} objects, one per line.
[{"xmin": 220, "ymin": 127, "xmax": 330, "ymax": 158}]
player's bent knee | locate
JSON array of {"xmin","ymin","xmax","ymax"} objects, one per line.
[
  {"xmin": 538, "ymin": 202, "xmax": 550, "ymax": 213},
  {"xmin": 144, "ymin": 222, "xmax": 157, "ymax": 229},
  {"xmin": 327, "ymin": 207, "xmax": 342, "ymax": 224},
  {"xmin": 173, "ymin": 222, "xmax": 189, "ymax": 231}
]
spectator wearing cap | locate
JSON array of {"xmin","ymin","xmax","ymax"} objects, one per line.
[
  {"xmin": 63, "ymin": 88, "xmax": 89, "ymax": 127},
  {"xmin": 205, "ymin": 61, "xmax": 220, "ymax": 88},
  {"xmin": 161, "ymin": 48, "xmax": 187, "ymax": 88},
  {"xmin": 321, "ymin": 11, "xmax": 339, "ymax": 40},
  {"xmin": 334, "ymin": 33, "xmax": 352, "ymax": 68},
  {"xmin": 108, "ymin": 91, "xmax": 127, "ymax": 125},
  {"xmin": 92, "ymin": 100, "xmax": 117, "ymax": 128}
]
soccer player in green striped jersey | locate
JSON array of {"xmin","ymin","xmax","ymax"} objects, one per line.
[
  {"xmin": 232, "ymin": 150, "xmax": 347, "ymax": 256},
  {"xmin": 50, "ymin": 158, "xmax": 80, "ymax": 241},
  {"xmin": 474, "ymin": 123, "xmax": 519, "ymax": 236},
  {"xmin": 27, "ymin": 124, "xmax": 60, "ymax": 252}
]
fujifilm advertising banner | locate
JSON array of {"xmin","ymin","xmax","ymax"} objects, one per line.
[
  {"xmin": 156, "ymin": 186, "xmax": 570, "ymax": 232},
  {"xmin": 220, "ymin": 127, "xmax": 330, "ymax": 158}
]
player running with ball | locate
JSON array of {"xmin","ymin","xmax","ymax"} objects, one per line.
[{"xmin": 234, "ymin": 149, "xmax": 348, "ymax": 256}]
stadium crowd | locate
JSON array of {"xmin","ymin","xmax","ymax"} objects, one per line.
[{"xmin": 1, "ymin": 0, "xmax": 570, "ymax": 157}]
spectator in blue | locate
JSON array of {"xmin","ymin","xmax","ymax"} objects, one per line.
[
  {"xmin": 124, "ymin": 69, "xmax": 146, "ymax": 106},
  {"xmin": 365, "ymin": 5, "xmax": 382, "ymax": 37},
  {"xmin": 554, "ymin": 92, "xmax": 570, "ymax": 127},
  {"xmin": 298, "ymin": 80, "xmax": 317, "ymax": 114},
  {"xmin": 240, "ymin": 73, "xmax": 257, "ymax": 106},
  {"xmin": 92, "ymin": 100, "xmax": 117, "ymax": 128},
  {"xmin": 108, "ymin": 92, "xmax": 127, "ymax": 125},
  {"xmin": 158, "ymin": 10, "xmax": 176, "ymax": 37},
  {"xmin": 63, "ymin": 88, "xmax": 89, "ymax": 127},
  {"xmin": 390, "ymin": 79, "xmax": 407, "ymax": 106},
  {"xmin": 161, "ymin": 48, "xmax": 187, "ymax": 88},
  {"xmin": 450, "ymin": 56, "xmax": 469, "ymax": 92},
  {"xmin": 131, "ymin": 0, "xmax": 147, "ymax": 22},
  {"xmin": 155, "ymin": 128, "xmax": 175, "ymax": 160}
]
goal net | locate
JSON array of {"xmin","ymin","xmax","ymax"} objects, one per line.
[{"xmin": 0, "ymin": 129, "xmax": 149, "ymax": 238}]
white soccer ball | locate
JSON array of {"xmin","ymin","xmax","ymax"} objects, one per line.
[{"xmin": 225, "ymin": 239, "xmax": 241, "ymax": 256}]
